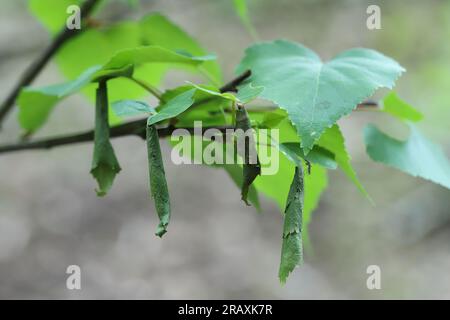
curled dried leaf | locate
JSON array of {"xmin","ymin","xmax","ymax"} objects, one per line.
[
  {"xmin": 147, "ymin": 124, "xmax": 171, "ymax": 237},
  {"xmin": 235, "ymin": 104, "xmax": 261, "ymax": 205},
  {"xmin": 90, "ymin": 81, "xmax": 121, "ymax": 197}
]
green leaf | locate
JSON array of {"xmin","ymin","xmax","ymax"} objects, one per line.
[
  {"xmin": 255, "ymin": 148, "xmax": 327, "ymax": 247},
  {"xmin": 148, "ymin": 89, "xmax": 196, "ymax": 126},
  {"xmin": 186, "ymin": 82, "xmax": 262, "ymax": 105},
  {"xmin": 147, "ymin": 124, "xmax": 171, "ymax": 237},
  {"xmin": 237, "ymin": 40, "xmax": 405, "ymax": 153},
  {"xmin": 29, "ymin": 0, "xmax": 84, "ymax": 35},
  {"xmin": 258, "ymin": 109, "xmax": 287, "ymax": 129},
  {"xmin": 111, "ymin": 100, "xmax": 154, "ymax": 117},
  {"xmin": 317, "ymin": 125, "xmax": 371, "ymax": 201},
  {"xmin": 29, "ymin": 7, "xmax": 221, "ymax": 125},
  {"xmin": 186, "ymin": 82, "xmax": 238, "ymax": 102},
  {"xmin": 232, "ymin": 0, "xmax": 258, "ymax": 40},
  {"xmin": 90, "ymin": 82, "xmax": 121, "ymax": 196},
  {"xmin": 235, "ymin": 105, "xmax": 261, "ymax": 205},
  {"xmin": 99, "ymin": 46, "xmax": 214, "ymax": 72},
  {"xmin": 279, "ymin": 166, "xmax": 304, "ymax": 284},
  {"xmin": 90, "ymin": 64, "xmax": 135, "ymax": 83},
  {"xmin": 254, "ymin": 120, "xmax": 328, "ymax": 238},
  {"xmin": 277, "ymin": 142, "xmax": 337, "ymax": 170},
  {"xmin": 27, "ymin": 66, "xmax": 102, "ymax": 98},
  {"xmin": 161, "ymin": 85, "xmax": 230, "ymax": 127},
  {"xmin": 236, "ymin": 83, "xmax": 264, "ymax": 103},
  {"xmin": 55, "ymin": 22, "xmax": 150, "ymax": 122},
  {"xmin": 223, "ymin": 164, "xmax": 260, "ymax": 210},
  {"xmin": 364, "ymin": 124, "xmax": 450, "ymax": 190},
  {"xmin": 18, "ymin": 65, "xmax": 102, "ymax": 133},
  {"xmin": 140, "ymin": 13, "xmax": 222, "ymax": 84},
  {"xmin": 381, "ymin": 92, "xmax": 423, "ymax": 122},
  {"xmin": 158, "ymin": 85, "xmax": 231, "ymax": 128},
  {"xmin": 252, "ymin": 116, "xmax": 330, "ymax": 251},
  {"xmin": 18, "ymin": 46, "xmax": 207, "ymax": 133}
]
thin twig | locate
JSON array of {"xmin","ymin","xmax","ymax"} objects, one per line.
[
  {"xmin": 0, "ymin": 121, "xmax": 234, "ymax": 154},
  {"xmin": 130, "ymin": 77, "xmax": 163, "ymax": 101},
  {"xmin": 219, "ymin": 70, "xmax": 251, "ymax": 92},
  {"xmin": 0, "ymin": 0, "xmax": 101, "ymax": 127},
  {"xmin": 356, "ymin": 100, "xmax": 379, "ymax": 111}
]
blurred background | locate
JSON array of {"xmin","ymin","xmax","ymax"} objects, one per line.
[{"xmin": 0, "ymin": 0, "xmax": 449, "ymax": 299}]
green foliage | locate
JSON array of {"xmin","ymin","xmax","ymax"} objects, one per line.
[
  {"xmin": 29, "ymin": 0, "xmax": 84, "ymax": 35},
  {"xmin": 236, "ymin": 83, "xmax": 264, "ymax": 104},
  {"xmin": 232, "ymin": 0, "xmax": 258, "ymax": 40},
  {"xmin": 19, "ymin": 46, "xmax": 210, "ymax": 133},
  {"xmin": 235, "ymin": 105, "xmax": 261, "ymax": 205},
  {"xmin": 365, "ymin": 124, "xmax": 450, "ymax": 190},
  {"xmin": 186, "ymin": 83, "xmax": 238, "ymax": 102},
  {"xmin": 112, "ymin": 100, "xmax": 154, "ymax": 116},
  {"xmin": 237, "ymin": 40, "xmax": 405, "ymax": 153},
  {"xmin": 147, "ymin": 124, "xmax": 171, "ymax": 237},
  {"xmin": 148, "ymin": 89, "xmax": 196, "ymax": 125},
  {"xmin": 279, "ymin": 166, "xmax": 304, "ymax": 284},
  {"xmin": 253, "ymin": 119, "xmax": 328, "ymax": 247},
  {"xmin": 258, "ymin": 110, "xmax": 287, "ymax": 129},
  {"xmin": 100, "ymin": 46, "xmax": 214, "ymax": 72},
  {"xmin": 91, "ymin": 82, "xmax": 121, "ymax": 196},
  {"xmin": 140, "ymin": 13, "xmax": 222, "ymax": 84},
  {"xmin": 29, "ymin": 8, "xmax": 221, "ymax": 125},
  {"xmin": 29, "ymin": 0, "xmax": 138, "ymax": 34},
  {"xmin": 365, "ymin": 93, "xmax": 450, "ymax": 190},
  {"xmin": 317, "ymin": 125, "xmax": 371, "ymax": 201},
  {"xmin": 302, "ymin": 165, "xmax": 328, "ymax": 242},
  {"xmin": 7, "ymin": 0, "xmax": 446, "ymax": 284},
  {"xmin": 55, "ymin": 22, "xmax": 147, "ymax": 122},
  {"xmin": 161, "ymin": 85, "xmax": 230, "ymax": 128},
  {"xmin": 276, "ymin": 142, "xmax": 337, "ymax": 170},
  {"xmin": 223, "ymin": 164, "xmax": 260, "ymax": 210},
  {"xmin": 381, "ymin": 92, "xmax": 423, "ymax": 122},
  {"xmin": 18, "ymin": 66, "xmax": 101, "ymax": 133}
]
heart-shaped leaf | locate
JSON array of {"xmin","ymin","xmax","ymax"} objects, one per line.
[{"xmin": 237, "ymin": 40, "xmax": 405, "ymax": 153}]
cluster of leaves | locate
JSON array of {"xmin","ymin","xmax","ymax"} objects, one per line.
[{"xmin": 13, "ymin": 0, "xmax": 450, "ymax": 283}]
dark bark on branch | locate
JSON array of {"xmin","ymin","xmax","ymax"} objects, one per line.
[
  {"xmin": 0, "ymin": 120, "xmax": 234, "ymax": 154},
  {"xmin": 0, "ymin": 0, "xmax": 101, "ymax": 127},
  {"xmin": 219, "ymin": 70, "xmax": 251, "ymax": 92}
]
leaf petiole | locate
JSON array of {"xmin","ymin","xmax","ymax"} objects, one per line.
[{"xmin": 129, "ymin": 76, "xmax": 163, "ymax": 101}]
